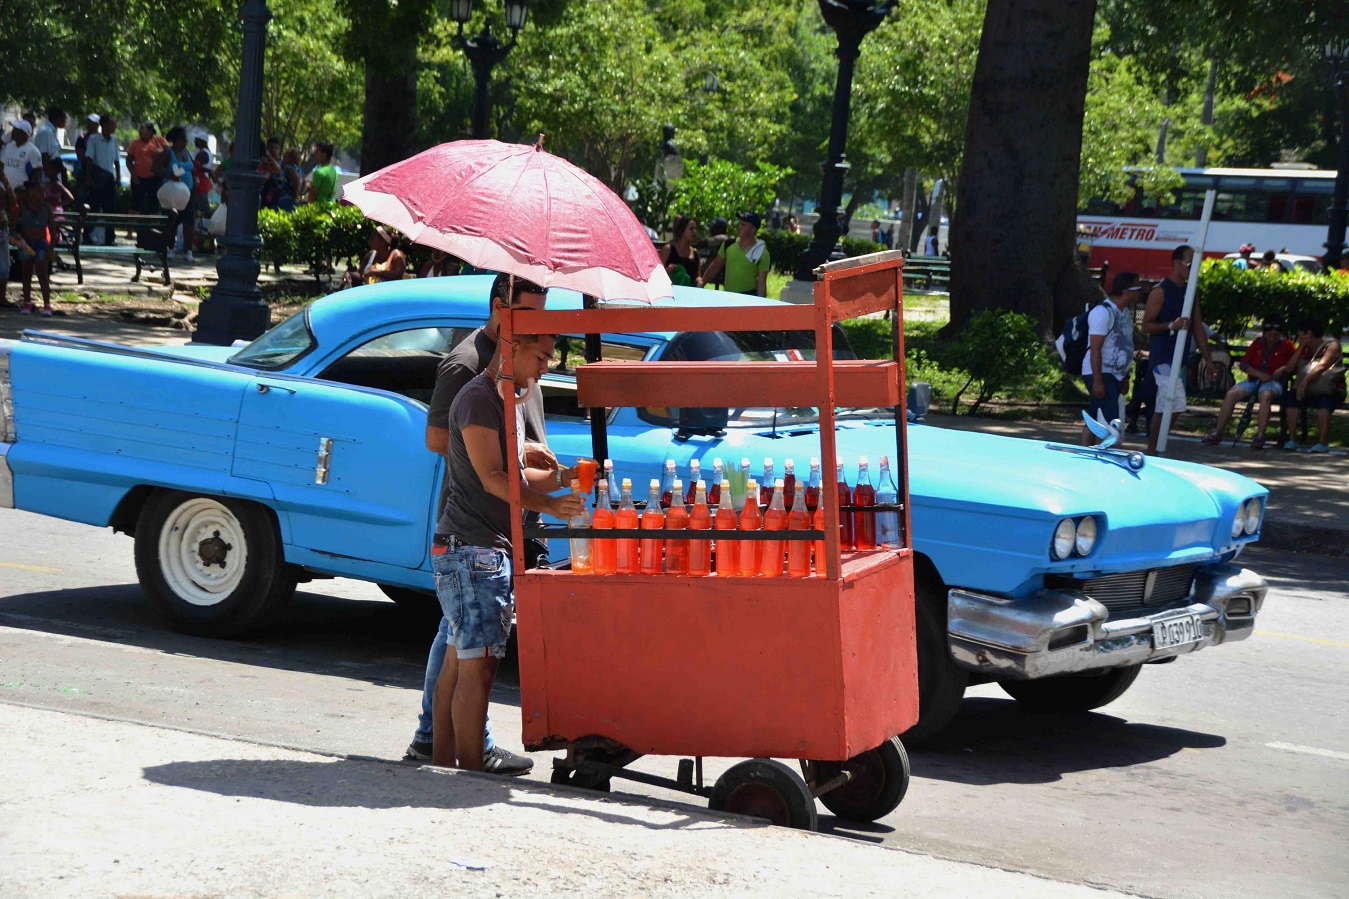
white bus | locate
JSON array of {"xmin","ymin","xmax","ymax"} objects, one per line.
[{"xmin": 1078, "ymin": 167, "xmax": 1337, "ymax": 281}]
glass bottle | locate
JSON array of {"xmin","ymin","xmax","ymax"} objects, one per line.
[
  {"xmin": 603, "ymin": 460, "xmax": 618, "ymax": 508},
  {"xmin": 781, "ymin": 459, "xmax": 796, "ymax": 499},
  {"xmin": 738, "ymin": 478, "xmax": 763, "ymax": 576},
  {"xmin": 708, "ymin": 459, "xmax": 724, "ymax": 507},
  {"xmin": 614, "ymin": 478, "xmax": 640, "ymax": 574},
  {"xmin": 760, "ymin": 479, "xmax": 788, "ymax": 577},
  {"xmin": 787, "ymin": 481, "xmax": 811, "ymax": 578},
  {"xmin": 688, "ymin": 480, "xmax": 712, "ymax": 576},
  {"xmin": 714, "ymin": 478, "xmax": 739, "ymax": 576},
  {"xmin": 853, "ymin": 456, "xmax": 877, "ymax": 550},
  {"xmin": 684, "ymin": 459, "xmax": 701, "ymax": 505},
  {"xmin": 812, "ymin": 502, "xmax": 827, "ymax": 576},
  {"xmin": 664, "ymin": 478, "xmax": 689, "ymax": 574},
  {"xmin": 836, "ymin": 460, "xmax": 854, "ymax": 550},
  {"xmin": 805, "ymin": 457, "xmax": 822, "ymax": 512},
  {"xmin": 591, "ymin": 479, "xmax": 616, "ymax": 575},
  {"xmin": 640, "ymin": 479, "xmax": 665, "ymax": 574},
  {"xmin": 760, "ymin": 458, "xmax": 775, "ymax": 507},
  {"xmin": 659, "ymin": 459, "xmax": 677, "ymax": 509},
  {"xmin": 567, "ymin": 479, "xmax": 592, "ymax": 574},
  {"xmin": 876, "ymin": 455, "xmax": 900, "ymax": 548}
]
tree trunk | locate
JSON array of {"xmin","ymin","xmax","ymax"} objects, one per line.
[
  {"xmin": 360, "ymin": 39, "xmax": 419, "ymax": 175},
  {"xmin": 948, "ymin": 0, "xmax": 1097, "ymax": 339}
]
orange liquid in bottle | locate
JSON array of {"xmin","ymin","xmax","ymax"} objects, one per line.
[
  {"xmin": 640, "ymin": 480, "xmax": 665, "ymax": 575},
  {"xmin": 593, "ymin": 503, "xmax": 617, "ymax": 575},
  {"xmin": 853, "ymin": 480, "xmax": 877, "ymax": 550},
  {"xmin": 664, "ymin": 483, "xmax": 689, "ymax": 575},
  {"xmin": 812, "ymin": 505, "xmax": 827, "ymax": 576},
  {"xmin": 837, "ymin": 466, "xmax": 854, "ymax": 550},
  {"xmin": 714, "ymin": 480, "xmax": 739, "ymax": 576},
  {"xmin": 761, "ymin": 510, "xmax": 788, "ymax": 577},
  {"xmin": 615, "ymin": 479, "xmax": 640, "ymax": 574},
  {"xmin": 738, "ymin": 480, "xmax": 763, "ymax": 577},
  {"xmin": 787, "ymin": 486, "xmax": 812, "ymax": 578},
  {"xmin": 688, "ymin": 488, "xmax": 712, "ymax": 576}
]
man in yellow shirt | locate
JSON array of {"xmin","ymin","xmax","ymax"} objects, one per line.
[{"xmin": 699, "ymin": 212, "xmax": 771, "ymax": 296}]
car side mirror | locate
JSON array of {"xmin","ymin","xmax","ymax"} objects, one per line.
[{"xmin": 907, "ymin": 382, "xmax": 931, "ymax": 420}]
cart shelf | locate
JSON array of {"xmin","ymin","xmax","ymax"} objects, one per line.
[{"xmin": 575, "ymin": 359, "xmax": 901, "ymax": 409}]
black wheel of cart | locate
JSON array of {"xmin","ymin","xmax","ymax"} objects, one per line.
[
  {"xmin": 709, "ymin": 759, "xmax": 818, "ymax": 831},
  {"xmin": 549, "ymin": 764, "xmax": 612, "ymax": 793},
  {"xmin": 812, "ymin": 736, "xmax": 910, "ymax": 822}
]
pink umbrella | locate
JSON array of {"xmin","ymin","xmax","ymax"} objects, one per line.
[{"xmin": 343, "ymin": 138, "xmax": 672, "ymax": 303}]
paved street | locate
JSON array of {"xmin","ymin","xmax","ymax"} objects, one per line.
[{"xmin": 1, "ymin": 509, "xmax": 1345, "ymax": 898}]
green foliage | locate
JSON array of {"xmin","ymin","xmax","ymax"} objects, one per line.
[
  {"xmin": 631, "ymin": 179, "xmax": 678, "ymax": 239},
  {"xmin": 671, "ymin": 158, "xmax": 793, "ymax": 232},
  {"xmin": 939, "ymin": 310, "xmax": 1061, "ymax": 415},
  {"xmin": 1198, "ymin": 261, "xmax": 1349, "ymax": 341},
  {"xmin": 258, "ymin": 204, "xmax": 372, "ymax": 268},
  {"xmin": 761, "ymin": 231, "xmax": 810, "ymax": 275}
]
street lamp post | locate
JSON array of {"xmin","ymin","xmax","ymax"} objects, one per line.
[
  {"xmin": 791, "ymin": 0, "xmax": 894, "ymax": 285},
  {"xmin": 193, "ymin": 0, "xmax": 273, "ymax": 346},
  {"xmin": 450, "ymin": 0, "xmax": 530, "ymax": 140},
  {"xmin": 1324, "ymin": 38, "xmax": 1349, "ymax": 272}
]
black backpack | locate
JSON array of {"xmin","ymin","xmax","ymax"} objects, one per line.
[{"xmin": 1056, "ymin": 302, "xmax": 1112, "ymax": 376}]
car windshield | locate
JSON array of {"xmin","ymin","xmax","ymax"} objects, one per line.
[
  {"xmin": 227, "ymin": 309, "xmax": 316, "ymax": 370},
  {"xmin": 653, "ymin": 328, "xmax": 860, "ymax": 429}
]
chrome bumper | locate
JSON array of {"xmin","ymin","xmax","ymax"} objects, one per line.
[{"xmin": 947, "ymin": 564, "xmax": 1267, "ymax": 680}]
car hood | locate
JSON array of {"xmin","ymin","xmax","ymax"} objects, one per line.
[{"xmin": 705, "ymin": 419, "xmax": 1265, "ymax": 588}]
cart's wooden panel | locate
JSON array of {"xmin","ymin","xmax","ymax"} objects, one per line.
[
  {"xmin": 513, "ymin": 304, "xmax": 816, "ymax": 336},
  {"xmin": 515, "ymin": 552, "xmax": 917, "ymax": 761},
  {"xmin": 575, "ymin": 360, "xmax": 901, "ymax": 409}
]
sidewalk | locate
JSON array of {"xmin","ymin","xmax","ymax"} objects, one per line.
[
  {"xmin": 0, "ymin": 703, "xmax": 1123, "ymax": 898},
  {"xmin": 926, "ymin": 412, "xmax": 1348, "ymax": 557}
]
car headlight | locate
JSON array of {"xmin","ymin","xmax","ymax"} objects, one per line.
[
  {"xmin": 1051, "ymin": 518, "xmax": 1077, "ymax": 560},
  {"xmin": 1075, "ymin": 515, "xmax": 1099, "ymax": 556},
  {"xmin": 1231, "ymin": 507, "xmax": 1245, "ymax": 538},
  {"xmin": 1243, "ymin": 498, "xmax": 1262, "ymax": 535}
]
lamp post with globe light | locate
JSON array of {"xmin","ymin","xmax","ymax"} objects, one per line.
[
  {"xmin": 787, "ymin": 0, "xmax": 894, "ymax": 293},
  {"xmin": 450, "ymin": 0, "xmax": 530, "ymax": 140},
  {"xmin": 1324, "ymin": 37, "xmax": 1349, "ymax": 271},
  {"xmin": 192, "ymin": 0, "xmax": 273, "ymax": 346}
]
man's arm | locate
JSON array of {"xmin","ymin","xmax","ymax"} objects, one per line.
[
  {"xmin": 425, "ymin": 425, "xmax": 448, "ymax": 455},
  {"xmin": 700, "ymin": 254, "xmax": 724, "ymax": 285},
  {"xmin": 1088, "ymin": 335, "xmax": 1106, "ymax": 398},
  {"xmin": 461, "ymin": 425, "xmax": 584, "ymax": 519}
]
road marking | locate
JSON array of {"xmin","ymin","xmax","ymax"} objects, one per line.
[
  {"xmin": 0, "ymin": 561, "xmax": 63, "ymax": 574},
  {"xmin": 1262, "ymin": 631, "xmax": 1349, "ymax": 649},
  {"xmin": 1267, "ymin": 742, "xmax": 1349, "ymax": 762}
]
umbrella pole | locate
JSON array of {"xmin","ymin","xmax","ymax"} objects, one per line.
[{"xmin": 583, "ymin": 294, "xmax": 610, "ymax": 469}]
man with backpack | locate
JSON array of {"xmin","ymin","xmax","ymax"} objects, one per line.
[{"xmin": 1058, "ymin": 272, "xmax": 1144, "ymax": 446}]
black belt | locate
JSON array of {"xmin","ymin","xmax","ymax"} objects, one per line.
[{"xmin": 432, "ymin": 533, "xmax": 461, "ymax": 548}]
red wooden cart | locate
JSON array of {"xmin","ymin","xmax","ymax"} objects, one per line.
[{"xmin": 499, "ymin": 252, "xmax": 918, "ymax": 830}]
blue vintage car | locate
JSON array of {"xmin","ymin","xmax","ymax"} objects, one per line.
[{"xmin": 0, "ymin": 277, "xmax": 1269, "ymax": 741}]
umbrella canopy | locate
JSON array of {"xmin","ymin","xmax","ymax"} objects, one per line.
[{"xmin": 343, "ymin": 139, "xmax": 672, "ymax": 303}]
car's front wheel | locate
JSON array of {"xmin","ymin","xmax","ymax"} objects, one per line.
[
  {"xmin": 134, "ymin": 490, "xmax": 295, "ymax": 638},
  {"xmin": 899, "ymin": 574, "xmax": 969, "ymax": 746},
  {"xmin": 998, "ymin": 665, "xmax": 1142, "ymax": 713}
]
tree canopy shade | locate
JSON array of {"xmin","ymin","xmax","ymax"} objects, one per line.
[{"xmin": 949, "ymin": 0, "xmax": 1098, "ymax": 337}]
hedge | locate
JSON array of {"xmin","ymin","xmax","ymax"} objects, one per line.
[
  {"xmin": 1199, "ymin": 260, "xmax": 1349, "ymax": 339},
  {"xmin": 759, "ymin": 230, "xmax": 887, "ymax": 275},
  {"xmin": 257, "ymin": 203, "xmax": 433, "ymax": 274}
]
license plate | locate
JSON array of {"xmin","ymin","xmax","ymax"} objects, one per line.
[{"xmin": 1153, "ymin": 613, "xmax": 1203, "ymax": 650}]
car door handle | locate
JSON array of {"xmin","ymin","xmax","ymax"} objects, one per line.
[{"xmin": 256, "ymin": 383, "xmax": 297, "ymax": 395}]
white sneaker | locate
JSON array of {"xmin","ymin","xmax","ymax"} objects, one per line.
[{"xmin": 184, "ymin": 252, "xmax": 196, "ymax": 263}]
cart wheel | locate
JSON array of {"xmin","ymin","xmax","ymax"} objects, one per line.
[
  {"xmin": 812, "ymin": 736, "xmax": 910, "ymax": 822},
  {"xmin": 549, "ymin": 765, "xmax": 612, "ymax": 793},
  {"xmin": 709, "ymin": 759, "xmax": 818, "ymax": 831}
]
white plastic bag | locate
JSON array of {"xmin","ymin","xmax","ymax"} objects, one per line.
[
  {"xmin": 207, "ymin": 202, "xmax": 228, "ymax": 237},
  {"xmin": 157, "ymin": 180, "xmax": 191, "ymax": 212}
]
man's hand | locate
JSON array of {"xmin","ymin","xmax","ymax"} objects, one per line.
[
  {"xmin": 1171, "ymin": 316, "xmax": 1191, "ymax": 332},
  {"xmin": 549, "ymin": 492, "xmax": 587, "ymax": 520},
  {"xmin": 1092, "ymin": 377, "xmax": 1106, "ymax": 400},
  {"xmin": 523, "ymin": 442, "xmax": 557, "ymax": 471},
  {"xmin": 1205, "ymin": 359, "xmax": 1217, "ymax": 382}
]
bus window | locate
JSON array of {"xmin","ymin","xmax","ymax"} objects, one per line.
[
  {"xmin": 1155, "ymin": 189, "xmax": 1206, "ymax": 220},
  {"xmin": 1291, "ymin": 194, "xmax": 1330, "ymax": 225}
]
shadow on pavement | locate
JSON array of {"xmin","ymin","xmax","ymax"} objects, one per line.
[
  {"xmin": 141, "ymin": 757, "xmax": 750, "ymax": 832},
  {"xmin": 910, "ymin": 697, "xmax": 1226, "ymax": 786},
  {"xmin": 0, "ymin": 583, "xmax": 523, "ymax": 704}
]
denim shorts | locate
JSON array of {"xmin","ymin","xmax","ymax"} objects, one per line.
[
  {"xmin": 1083, "ymin": 372, "xmax": 1122, "ymax": 423},
  {"xmin": 431, "ymin": 542, "xmax": 514, "ymax": 660},
  {"xmin": 1235, "ymin": 378, "xmax": 1283, "ymax": 399}
]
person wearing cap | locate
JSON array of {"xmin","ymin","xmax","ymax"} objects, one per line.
[
  {"xmin": 84, "ymin": 116, "xmax": 122, "ymax": 242},
  {"xmin": 698, "ymin": 211, "xmax": 771, "ymax": 296},
  {"xmin": 1202, "ymin": 318, "xmax": 1296, "ymax": 449},
  {"xmin": 2, "ymin": 120, "xmax": 42, "ymax": 188},
  {"xmin": 1080, "ymin": 271, "xmax": 1144, "ymax": 446},
  {"xmin": 1232, "ymin": 243, "xmax": 1256, "ymax": 270}
]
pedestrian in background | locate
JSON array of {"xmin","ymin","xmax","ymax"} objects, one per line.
[
  {"xmin": 83, "ymin": 116, "xmax": 121, "ymax": 244},
  {"xmin": 660, "ymin": 215, "xmax": 700, "ymax": 287},
  {"xmin": 1282, "ymin": 319, "xmax": 1344, "ymax": 453},
  {"xmin": 699, "ymin": 212, "xmax": 770, "ymax": 297},
  {"xmin": 32, "ymin": 108, "xmax": 65, "ymax": 172},
  {"xmin": 1141, "ymin": 245, "xmax": 1217, "ymax": 455},
  {"xmin": 307, "ymin": 141, "xmax": 338, "ymax": 205},
  {"xmin": 126, "ymin": 123, "xmax": 167, "ymax": 215},
  {"xmin": 2, "ymin": 120, "xmax": 41, "ymax": 187},
  {"xmin": 1080, "ymin": 271, "xmax": 1143, "ymax": 446},
  {"xmin": 1202, "ymin": 319, "xmax": 1295, "ymax": 449}
]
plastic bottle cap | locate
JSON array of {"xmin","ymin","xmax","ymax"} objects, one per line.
[
  {"xmin": 811, "ymin": 457, "xmax": 820, "ymax": 466},
  {"xmin": 673, "ymin": 479, "xmax": 683, "ymax": 489},
  {"xmin": 605, "ymin": 460, "xmax": 614, "ymax": 468},
  {"xmin": 571, "ymin": 479, "xmax": 580, "ymax": 489},
  {"xmin": 881, "ymin": 455, "xmax": 890, "ymax": 465},
  {"xmin": 741, "ymin": 458, "xmax": 751, "ymax": 467},
  {"xmin": 665, "ymin": 460, "xmax": 675, "ymax": 469},
  {"xmin": 697, "ymin": 479, "xmax": 706, "ymax": 489},
  {"xmin": 622, "ymin": 478, "xmax": 632, "ymax": 488},
  {"xmin": 858, "ymin": 455, "xmax": 868, "ymax": 466},
  {"xmin": 598, "ymin": 479, "xmax": 608, "ymax": 489},
  {"xmin": 746, "ymin": 479, "xmax": 758, "ymax": 490},
  {"xmin": 649, "ymin": 478, "xmax": 660, "ymax": 488},
  {"xmin": 721, "ymin": 479, "xmax": 732, "ymax": 489},
  {"xmin": 775, "ymin": 478, "xmax": 784, "ymax": 489},
  {"xmin": 784, "ymin": 459, "xmax": 794, "ymax": 470}
]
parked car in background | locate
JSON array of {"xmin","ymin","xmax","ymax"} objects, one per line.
[
  {"xmin": 0, "ymin": 279, "xmax": 1269, "ymax": 743},
  {"xmin": 1221, "ymin": 252, "xmax": 1323, "ymax": 274}
]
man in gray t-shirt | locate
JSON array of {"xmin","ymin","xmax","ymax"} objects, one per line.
[{"xmin": 407, "ymin": 274, "xmax": 551, "ymax": 774}]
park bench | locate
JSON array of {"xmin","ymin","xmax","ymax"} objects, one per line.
[
  {"xmin": 902, "ymin": 253, "xmax": 950, "ymax": 292},
  {"xmin": 51, "ymin": 210, "xmax": 173, "ymax": 287}
]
